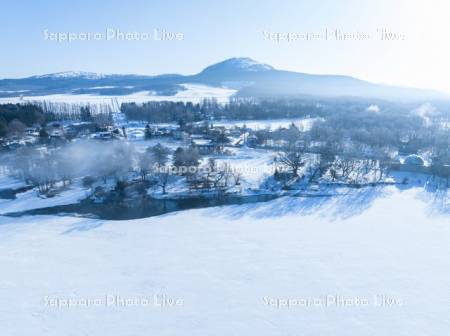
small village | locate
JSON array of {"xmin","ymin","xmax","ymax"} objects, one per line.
[{"xmin": 1, "ymin": 105, "xmax": 447, "ymax": 217}]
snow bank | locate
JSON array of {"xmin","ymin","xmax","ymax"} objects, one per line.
[{"xmin": 0, "ymin": 185, "xmax": 87, "ymax": 214}]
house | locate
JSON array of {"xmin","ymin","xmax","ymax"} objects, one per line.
[
  {"xmin": 25, "ymin": 126, "xmax": 40, "ymax": 136},
  {"xmin": 92, "ymin": 131, "xmax": 114, "ymax": 141},
  {"xmin": 191, "ymin": 139, "xmax": 223, "ymax": 155},
  {"xmin": 207, "ymin": 126, "xmax": 230, "ymax": 138},
  {"xmin": 403, "ymin": 154, "xmax": 425, "ymax": 166},
  {"xmin": 49, "ymin": 129, "xmax": 65, "ymax": 139},
  {"xmin": 246, "ymin": 134, "xmax": 259, "ymax": 148},
  {"xmin": 391, "ymin": 154, "xmax": 429, "ymax": 173},
  {"xmin": 64, "ymin": 122, "xmax": 97, "ymax": 138}
]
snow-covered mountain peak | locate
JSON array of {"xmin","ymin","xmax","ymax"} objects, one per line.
[
  {"xmin": 200, "ymin": 57, "xmax": 274, "ymax": 74},
  {"xmin": 225, "ymin": 57, "xmax": 274, "ymax": 71}
]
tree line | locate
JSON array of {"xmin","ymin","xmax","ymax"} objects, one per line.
[{"xmin": 0, "ymin": 104, "xmax": 45, "ymax": 137}]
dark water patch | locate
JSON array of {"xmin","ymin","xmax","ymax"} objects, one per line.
[
  {"xmin": 4, "ymin": 193, "xmax": 280, "ymax": 220},
  {"xmin": 0, "ymin": 185, "xmax": 34, "ymax": 199}
]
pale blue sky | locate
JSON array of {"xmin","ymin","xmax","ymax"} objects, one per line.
[{"xmin": 1, "ymin": 0, "xmax": 449, "ymax": 92}]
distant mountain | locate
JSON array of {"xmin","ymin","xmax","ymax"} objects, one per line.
[
  {"xmin": 188, "ymin": 58, "xmax": 447, "ymax": 101},
  {"xmin": 0, "ymin": 57, "xmax": 447, "ymax": 101},
  {"xmin": 0, "ymin": 71, "xmax": 182, "ymax": 97},
  {"xmin": 32, "ymin": 71, "xmax": 107, "ymax": 80}
]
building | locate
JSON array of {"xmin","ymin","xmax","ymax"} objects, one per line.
[
  {"xmin": 191, "ymin": 139, "xmax": 224, "ymax": 155},
  {"xmin": 403, "ymin": 154, "xmax": 425, "ymax": 166}
]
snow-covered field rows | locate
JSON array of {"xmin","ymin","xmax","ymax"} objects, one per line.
[
  {"xmin": 0, "ymin": 186, "xmax": 449, "ymax": 336},
  {"xmin": 0, "ymin": 84, "xmax": 237, "ymax": 106}
]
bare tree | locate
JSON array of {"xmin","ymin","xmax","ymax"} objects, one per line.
[
  {"xmin": 277, "ymin": 147, "xmax": 306, "ymax": 177},
  {"xmin": 137, "ymin": 152, "xmax": 154, "ymax": 181}
]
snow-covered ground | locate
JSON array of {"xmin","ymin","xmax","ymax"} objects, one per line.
[
  {"xmin": 0, "ymin": 175, "xmax": 26, "ymax": 190},
  {"xmin": 0, "ymin": 183, "xmax": 87, "ymax": 214},
  {"xmin": 0, "ymin": 186, "xmax": 449, "ymax": 335},
  {"xmin": 214, "ymin": 146, "xmax": 276, "ymax": 186}
]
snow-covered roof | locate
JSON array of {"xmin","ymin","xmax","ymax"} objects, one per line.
[
  {"xmin": 192, "ymin": 139, "xmax": 212, "ymax": 146},
  {"xmin": 403, "ymin": 154, "xmax": 425, "ymax": 166}
]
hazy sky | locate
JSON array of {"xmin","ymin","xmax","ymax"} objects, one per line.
[{"xmin": 1, "ymin": 0, "xmax": 450, "ymax": 93}]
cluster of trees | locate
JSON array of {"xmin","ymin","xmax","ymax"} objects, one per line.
[
  {"xmin": 121, "ymin": 101, "xmax": 205, "ymax": 123},
  {"xmin": 309, "ymin": 109, "xmax": 424, "ymax": 149},
  {"xmin": 5, "ymin": 141, "xmax": 136, "ymax": 194},
  {"xmin": 121, "ymin": 99, "xmax": 324, "ymax": 124},
  {"xmin": 4, "ymin": 139, "xmax": 241, "ymax": 196},
  {"xmin": 429, "ymin": 133, "xmax": 450, "ymax": 185},
  {"xmin": 143, "ymin": 144, "xmax": 240, "ymax": 193},
  {"xmin": 121, "ymin": 99, "xmax": 314, "ymax": 124},
  {"xmin": 0, "ymin": 104, "xmax": 45, "ymax": 137},
  {"xmin": 10, "ymin": 147, "xmax": 77, "ymax": 193},
  {"xmin": 0, "ymin": 103, "xmax": 115, "ymax": 139},
  {"xmin": 45, "ymin": 105, "xmax": 114, "ymax": 126},
  {"xmin": 121, "ymin": 97, "xmax": 421, "ymax": 124},
  {"xmin": 216, "ymin": 98, "xmax": 323, "ymax": 120},
  {"xmin": 276, "ymin": 145, "xmax": 392, "ymax": 186},
  {"xmin": 309, "ymin": 108, "xmax": 450, "ymax": 181},
  {"xmin": 270, "ymin": 107, "xmax": 450, "ymax": 186},
  {"xmin": 172, "ymin": 147, "xmax": 241, "ymax": 192},
  {"xmin": 39, "ymin": 101, "xmax": 114, "ymax": 123}
]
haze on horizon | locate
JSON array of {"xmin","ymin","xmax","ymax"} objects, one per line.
[{"xmin": 1, "ymin": 0, "xmax": 450, "ymax": 93}]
